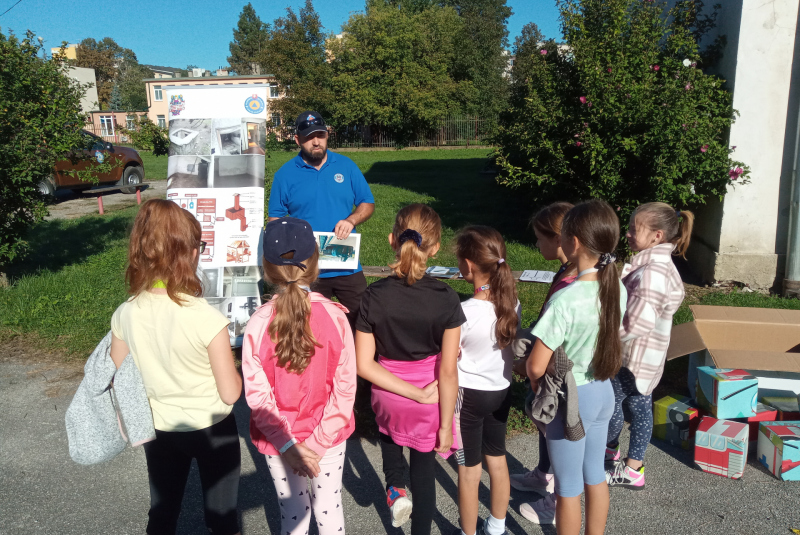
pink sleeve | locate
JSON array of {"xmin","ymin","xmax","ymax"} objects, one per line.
[
  {"xmin": 304, "ymin": 304, "xmax": 357, "ymax": 457},
  {"xmin": 241, "ymin": 307, "xmax": 296, "ymax": 450}
]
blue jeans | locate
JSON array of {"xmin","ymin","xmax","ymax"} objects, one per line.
[{"xmin": 546, "ymin": 380, "xmax": 614, "ymax": 498}]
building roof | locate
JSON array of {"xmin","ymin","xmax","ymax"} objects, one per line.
[
  {"xmin": 141, "ymin": 64, "xmax": 184, "ymax": 74},
  {"xmin": 143, "ymin": 74, "xmax": 276, "ymax": 82}
]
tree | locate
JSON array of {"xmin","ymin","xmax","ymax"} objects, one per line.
[
  {"xmin": 110, "ymin": 83, "xmax": 122, "ymax": 110},
  {"xmin": 0, "ymin": 32, "xmax": 89, "ymax": 266},
  {"xmin": 118, "ymin": 63, "xmax": 153, "ymax": 110},
  {"xmin": 228, "ymin": 3, "xmax": 269, "ymax": 75},
  {"xmin": 328, "ymin": 1, "xmax": 469, "ymax": 144},
  {"xmin": 73, "ymin": 37, "xmax": 137, "ymax": 109},
  {"xmin": 511, "ymin": 22, "xmax": 545, "ymax": 87},
  {"xmin": 259, "ymin": 0, "xmax": 333, "ymax": 124},
  {"xmin": 120, "ymin": 116, "xmax": 168, "ymax": 155},
  {"xmin": 493, "ymin": 0, "xmax": 748, "ymax": 241}
]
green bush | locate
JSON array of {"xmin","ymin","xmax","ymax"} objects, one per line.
[
  {"xmin": 493, "ymin": 0, "xmax": 747, "ymax": 231},
  {"xmin": 120, "ymin": 116, "xmax": 168, "ymax": 156}
]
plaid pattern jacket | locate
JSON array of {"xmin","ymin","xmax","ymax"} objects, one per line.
[{"xmin": 619, "ymin": 243, "xmax": 685, "ymax": 396}]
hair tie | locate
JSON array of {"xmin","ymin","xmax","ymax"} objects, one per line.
[
  {"xmin": 287, "ymin": 280, "xmax": 298, "ymax": 284},
  {"xmin": 676, "ymin": 210, "xmax": 681, "ymax": 218},
  {"xmin": 498, "ymin": 258, "xmax": 505, "ymax": 265},
  {"xmin": 597, "ymin": 252, "xmax": 617, "ymax": 268},
  {"xmin": 398, "ymin": 229, "xmax": 423, "ymax": 248}
]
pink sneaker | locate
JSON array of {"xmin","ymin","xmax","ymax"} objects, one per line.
[
  {"xmin": 605, "ymin": 460, "xmax": 645, "ymax": 490},
  {"xmin": 520, "ymin": 493, "xmax": 556, "ymax": 525},
  {"xmin": 510, "ymin": 467, "xmax": 555, "ymax": 493},
  {"xmin": 605, "ymin": 445, "xmax": 621, "ymax": 462}
]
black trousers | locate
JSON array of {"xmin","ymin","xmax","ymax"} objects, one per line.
[
  {"xmin": 142, "ymin": 413, "xmax": 241, "ymax": 535},
  {"xmin": 379, "ymin": 433, "xmax": 436, "ymax": 535},
  {"xmin": 312, "ymin": 271, "xmax": 372, "ymax": 410}
]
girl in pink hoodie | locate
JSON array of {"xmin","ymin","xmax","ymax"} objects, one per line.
[{"xmin": 242, "ymin": 217, "xmax": 357, "ymax": 535}]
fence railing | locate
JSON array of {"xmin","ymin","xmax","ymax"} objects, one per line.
[
  {"xmin": 267, "ymin": 115, "xmax": 495, "ymax": 149},
  {"xmin": 83, "ymin": 123, "xmax": 132, "ymax": 144}
]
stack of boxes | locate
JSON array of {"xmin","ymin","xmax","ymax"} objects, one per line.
[{"xmin": 657, "ymin": 305, "xmax": 800, "ymax": 481}]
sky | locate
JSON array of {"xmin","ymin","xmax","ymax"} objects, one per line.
[{"xmin": 0, "ymin": 0, "xmax": 561, "ymax": 70}]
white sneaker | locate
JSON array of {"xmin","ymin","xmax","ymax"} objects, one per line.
[
  {"xmin": 386, "ymin": 486, "xmax": 413, "ymax": 527},
  {"xmin": 510, "ymin": 467, "xmax": 555, "ymax": 493},
  {"xmin": 520, "ymin": 493, "xmax": 557, "ymax": 525}
]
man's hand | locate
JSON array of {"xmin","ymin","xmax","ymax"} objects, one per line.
[
  {"xmin": 282, "ymin": 443, "xmax": 322, "ymax": 478},
  {"xmin": 334, "ymin": 218, "xmax": 355, "ymax": 239},
  {"xmin": 434, "ymin": 426, "xmax": 453, "ymax": 453}
]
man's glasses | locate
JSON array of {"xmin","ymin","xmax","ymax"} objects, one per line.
[{"xmin": 199, "ymin": 241, "xmax": 207, "ymax": 254}]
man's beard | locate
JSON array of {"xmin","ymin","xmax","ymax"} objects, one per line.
[{"xmin": 300, "ymin": 144, "xmax": 327, "ymax": 165}]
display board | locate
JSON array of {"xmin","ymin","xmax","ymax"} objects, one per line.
[{"xmin": 165, "ymin": 85, "xmax": 268, "ymax": 346}]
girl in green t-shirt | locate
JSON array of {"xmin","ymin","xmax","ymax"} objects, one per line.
[{"xmin": 525, "ymin": 199, "xmax": 627, "ymax": 534}]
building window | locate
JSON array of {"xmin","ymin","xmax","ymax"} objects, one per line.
[
  {"xmin": 154, "ymin": 85, "xmax": 163, "ymax": 101},
  {"xmin": 99, "ymin": 115, "xmax": 114, "ymax": 137},
  {"xmin": 271, "ymin": 113, "xmax": 281, "ymax": 127},
  {"xmin": 157, "ymin": 115, "xmax": 166, "ymax": 128},
  {"xmin": 126, "ymin": 115, "xmax": 136, "ymax": 130},
  {"xmin": 270, "ymin": 83, "xmax": 279, "ymax": 98}
]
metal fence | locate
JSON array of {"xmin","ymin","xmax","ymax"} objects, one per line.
[
  {"xmin": 83, "ymin": 123, "xmax": 132, "ymax": 144},
  {"xmin": 267, "ymin": 115, "xmax": 495, "ymax": 149}
]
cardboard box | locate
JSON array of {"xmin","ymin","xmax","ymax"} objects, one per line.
[
  {"xmin": 668, "ymin": 307, "xmax": 800, "ymax": 384},
  {"xmin": 756, "ymin": 421, "xmax": 800, "ymax": 481},
  {"xmin": 695, "ymin": 367, "xmax": 758, "ymax": 419},
  {"xmin": 694, "ymin": 416, "xmax": 748, "ymax": 479},
  {"xmin": 759, "ymin": 395, "xmax": 800, "ymax": 421},
  {"xmin": 653, "ymin": 394, "xmax": 701, "ymax": 450},
  {"xmin": 734, "ymin": 403, "xmax": 779, "ymax": 451}
]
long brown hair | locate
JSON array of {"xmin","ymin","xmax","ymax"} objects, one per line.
[
  {"xmin": 532, "ymin": 202, "xmax": 574, "ymax": 239},
  {"xmin": 455, "ymin": 226, "xmax": 518, "ymax": 349},
  {"xmin": 262, "ymin": 249, "xmax": 321, "ymax": 374},
  {"xmin": 631, "ymin": 202, "xmax": 695, "ymax": 258},
  {"xmin": 561, "ymin": 199, "xmax": 621, "ymax": 382},
  {"xmin": 389, "ymin": 203, "xmax": 442, "ymax": 285},
  {"xmin": 126, "ymin": 199, "xmax": 203, "ymax": 304}
]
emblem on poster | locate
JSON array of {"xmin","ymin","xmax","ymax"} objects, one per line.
[
  {"xmin": 169, "ymin": 95, "xmax": 186, "ymax": 117},
  {"xmin": 245, "ymin": 94, "xmax": 265, "ymax": 114}
]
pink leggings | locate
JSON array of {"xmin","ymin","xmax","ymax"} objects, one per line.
[{"xmin": 265, "ymin": 440, "xmax": 347, "ymax": 535}]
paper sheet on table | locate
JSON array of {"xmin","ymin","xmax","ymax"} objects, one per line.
[{"xmin": 519, "ymin": 270, "xmax": 556, "ymax": 283}]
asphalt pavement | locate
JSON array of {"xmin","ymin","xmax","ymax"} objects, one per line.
[{"xmin": 2, "ymin": 358, "xmax": 799, "ymax": 535}]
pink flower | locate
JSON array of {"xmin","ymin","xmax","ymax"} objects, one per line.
[
  {"xmin": 685, "ymin": 83, "xmax": 692, "ymax": 90},
  {"xmin": 607, "ymin": 68, "xmax": 612, "ymax": 73},
  {"xmin": 583, "ymin": 122, "xmax": 589, "ymax": 127},
  {"xmin": 692, "ymin": 62, "xmax": 697, "ymax": 68},
  {"xmin": 654, "ymin": 65, "xmax": 660, "ymax": 71},
  {"xmin": 616, "ymin": 205, "xmax": 621, "ymax": 211},
  {"xmin": 576, "ymin": 142, "xmax": 582, "ymax": 147},
  {"xmin": 700, "ymin": 144, "xmax": 709, "ymax": 153},
  {"xmin": 574, "ymin": 133, "xmax": 580, "ymax": 137},
  {"xmin": 587, "ymin": 102, "xmax": 592, "ymax": 107},
  {"xmin": 682, "ymin": 124, "xmax": 688, "ymax": 130},
  {"xmin": 540, "ymin": 49, "xmax": 547, "ymax": 55},
  {"xmin": 729, "ymin": 167, "xmax": 744, "ymax": 180},
  {"xmin": 731, "ymin": 146, "xmax": 737, "ymax": 150},
  {"xmin": 579, "ymin": 96, "xmax": 587, "ymax": 104}
]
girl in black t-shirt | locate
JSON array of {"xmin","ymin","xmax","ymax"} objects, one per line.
[{"xmin": 355, "ymin": 204, "xmax": 466, "ymax": 535}]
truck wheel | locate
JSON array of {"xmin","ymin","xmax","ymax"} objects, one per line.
[
  {"xmin": 121, "ymin": 165, "xmax": 143, "ymax": 194},
  {"xmin": 37, "ymin": 176, "xmax": 56, "ymax": 198}
]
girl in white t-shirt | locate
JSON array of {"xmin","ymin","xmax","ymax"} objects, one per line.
[{"xmin": 453, "ymin": 226, "xmax": 521, "ymax": 535}]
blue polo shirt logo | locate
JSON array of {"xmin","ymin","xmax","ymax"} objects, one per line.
[{"xmin": 334, "ymin": 173, "xmax": 344, "ymax": 183}]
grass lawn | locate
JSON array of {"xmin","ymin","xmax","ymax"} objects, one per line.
[{"xmin": 4, "ymin": 148, "xmax": 800, "ymax": 431}]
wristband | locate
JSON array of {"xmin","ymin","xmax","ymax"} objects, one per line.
[{"xmin": 279, "ymin": 438, "xmax": 298, "ymax": 454}]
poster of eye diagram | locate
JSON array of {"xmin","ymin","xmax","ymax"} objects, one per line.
[{"xmin": 164, "ymin": 85, "xmax": 268, "ymax": 346}]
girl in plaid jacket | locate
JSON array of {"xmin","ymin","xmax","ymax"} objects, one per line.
[{"xmin": 605, "ymin": 202, "xmax": 693, "ymax": 489}]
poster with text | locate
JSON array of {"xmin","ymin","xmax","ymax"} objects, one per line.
[{"xmin": 165, "ymin": 85, "xmax": 268, "ymax": 346}]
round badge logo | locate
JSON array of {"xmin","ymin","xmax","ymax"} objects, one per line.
[
  {"xmin": 334, "ymin": 173, "xmax": 344, "ymax": 183},
  {"xmin": 95, "ymin": 150, "xmax": 104, "ymax": 163},
  {"xmin": 244, "ymin": 94, "xmax": 265, "ymax": 114}
]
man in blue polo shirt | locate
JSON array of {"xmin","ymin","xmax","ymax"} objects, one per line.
[{"xmin": 268, "ymin": 111, "xmax": 375, "ymax": 327}]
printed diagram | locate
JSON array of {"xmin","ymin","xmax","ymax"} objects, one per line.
[
  {"xmin": 227, "ymin": 240, "xmax": 252, "ymax": 263},
  {"xmin": 226, "ymin": 194, "xmax": 247, "ymax": 231},
  {"xmin": 314, "ymin": 232, "xmax": 361, "ymax": 270},
  {"xmin": 168, "ymin": 118, "xmax": 211, "ymax": 157}
]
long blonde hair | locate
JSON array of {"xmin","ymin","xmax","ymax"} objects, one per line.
[
  {"xmin": 632, "ymin": 202, "xmax": 695, "ymax": 258},
  {"xmin": 389, "ymin": 204, "xmax": 442, "ymax": 285},
  {"xmin": 262, "ymin": 248, "xmax": 321, "ymax": 374}
]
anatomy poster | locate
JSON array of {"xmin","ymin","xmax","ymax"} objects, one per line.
[{"xmin": 165, "ymin": 85, "xmax": 268, "ymax": 345}]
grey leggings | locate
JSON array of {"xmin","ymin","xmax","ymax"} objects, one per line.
[{"xmin": 606, "ymin": 367, "xmax": 653, "ymax": 462}]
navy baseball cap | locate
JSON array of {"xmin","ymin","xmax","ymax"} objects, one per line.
[
  {"xmin": 295, "ymin": 111, "xmax": 327, "ymax": 137},
  {"xmin": 262, "ymin": 217, "xmax": 317, "ymax": 269}
]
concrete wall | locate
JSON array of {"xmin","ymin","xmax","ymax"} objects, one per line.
[
  {"xmin": 685, "ymin": 0, "xmax": 800, "ymax": 290},
  {"xmin": 67, "ymin": 66, "xmax": 99, "ymax": 113}
]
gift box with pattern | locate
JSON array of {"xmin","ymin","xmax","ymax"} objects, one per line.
[
  {"xmin": 694, "ymin": 416, "xmax": 748, "ymax": 479},
  {"xmin": 757, "ymin": 421, "xmax": 800, "ymax": 481},
  {"xmin": 695, "ymin": 367, "xmax": 758, "ymax": 419},
  {"xmin": 653, "ymin": 394, "xmax": 701, "ymax": 450}
]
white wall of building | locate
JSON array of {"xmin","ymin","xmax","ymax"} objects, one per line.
[{"xmin": 66, "ymin": 66, "xmax": 99, "ymax": 113}]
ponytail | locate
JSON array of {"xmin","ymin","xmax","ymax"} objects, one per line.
[
  {"xmin": 561, "ymin": 199, "xmax": 622, "ymax": 382},
  {"xmin": 631, "ymin": 202, "xmax": 694, "ymax": 258},
  {"xmin": 263, "ymin": 249, "xmax": 321, "ymax": 374},
  {"xmin": 389, "ymin": 204, "xmax": 442, "ymax": 285},
  {"xmin": 455, "ymin": 226, "xmax": 519, "ymax": 349}
]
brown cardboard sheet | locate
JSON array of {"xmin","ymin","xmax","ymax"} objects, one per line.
[{"xmin": 666, "ymin": 305, "xmax": 800, "ymax": 372}]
